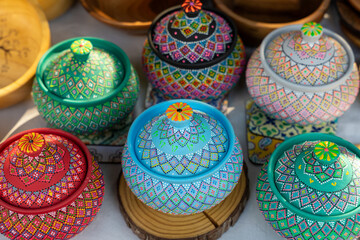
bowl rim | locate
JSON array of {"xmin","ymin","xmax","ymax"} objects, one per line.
[
  {"xmin": 258, "ymin": 24, "xmax": 356, "ymax": 93},
  {"xmin": 126, "ymin": 99, "xmax": 240, "ymax": 184},
  {"xmin": 213, "ymin": 0, "xmax": 331, "ymax": 30},
  {"xmin": 267, "ymin": 132, "xmax": 360, "ymax": 221},
  {"xmin": 0, "ymin": 128, "xmax": 93, "ymax": 215},
  {"xmin": 147, "ymin": 5, "xmax": 239, "ymax": 70},
  {"xmin": 79, "ymin": 0, "xmax": 152, "ymax": 30},
  {"xmin": 35, "ymin": 36, "xmax": 132, "ymax": 107},
  {"xmin": 0, "ymin": 0, "xmax": 50, "ymax": 102}
]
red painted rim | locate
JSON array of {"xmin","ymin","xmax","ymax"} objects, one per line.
[{"xmin": 0, "ymin": 128, "xmax": 92, "ymax": 215}]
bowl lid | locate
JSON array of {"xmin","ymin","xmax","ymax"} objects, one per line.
[
  {"xmin": 148, "ymin": 0, "xmax": 237, "ymax": 69},
  {"xmin": 0, "ymin": 128, "xmax": 92, "ymax": 214},
  {"xmin": 266, "ymin": 133, "xmax": 360, "ymax": 221},
  {"xmin": 41, "ymin": 38, "xmax": 126, "ymax": 101},
  {"xmin": 261, "ymin": 22, "xmax": 354, "ymax": 90},
  {"xmin": 128, "ymin": 100, "xmax": 236, "ymax": 183}
]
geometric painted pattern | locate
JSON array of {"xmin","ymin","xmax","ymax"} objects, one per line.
[
  {"xmin": 0, "ymin": 159, "xmax": 104, "ymax": 240},
  {"xmin": 157, "ymin": 115, "xmax": 205, "ymax": 147},
  {"xmin": 136, "ymin": 111, "xmax": 228, "ymax": 176},
  {"xmin": 274, "ymin": 141, "xmax": 360, "ymax": 215},
  {"xmin": 246, "ymin": 49, "xmax": 360, "ymax": 125},
  {"xmin": 304, "ymin": 153, "xmax": 346, "ymax": 183},
  {"xmin": 142, "ymin": 37, "xmax": 245, "ymax": 101},
  {"xmin": 246, "ymin": 100, "xmax": 337, "ymax": 165},
  {"xmin": 122, "ymin": 138, "xmax": 243, "ymax": 215},
  {"xmin": 0, "ymin": 134, "xmax": 86, "ymax": 209},
  {"xmin": 256, "ymin": 141, "xmax": 360, "ymax": 240},
  {"xmin": 33, "ymin": 66, "xmax": 139, "ymax": 135},
  {"xmin": 43, "ymin": 47, "xmax": 124, "ymax": 100},
  {"xmin": 248, "ymin": 100, "xmax": 337, "ymax": 141},
  {"xmin": 152, "ymin": 10, "xmax": 232, "ymax": 64},
  {"xmin": 265, "ymin": 32, "xmax": 349, "ymax": 86},
  {"xmin": 9, "ymin": 140, "xmax": 66, "ymax": 186}
]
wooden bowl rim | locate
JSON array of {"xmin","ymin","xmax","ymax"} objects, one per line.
[
  {"xmin": 0, "ymin": 0, "xmax": 50, "ymax": 99},
  {"xmin": 80, "ymin": 0, "xmax": 152, "ymax": 30},
  {"xmin": 213, "ymin": 0, "xmax": 331, "ymax": 29}
]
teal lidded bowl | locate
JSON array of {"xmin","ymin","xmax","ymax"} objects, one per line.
[
  {"xmin": 122, "ymin": 99, "xmax": 244, "ymax": 214},
  {"xmin": 257, "ymin": 133, "xmax": 360, "ymax": 239},
  {"xmin": 33, "ymin": 37, "xmax": 140, "ymax": 135}
]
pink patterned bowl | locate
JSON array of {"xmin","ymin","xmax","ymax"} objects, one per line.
[
  {"xmin": 246, "ymin": 22, "xmax": 360, "ymax": 125},
  {"xmin": 0, "ymin": 128, "xmax": 105, "ymax": 239}
]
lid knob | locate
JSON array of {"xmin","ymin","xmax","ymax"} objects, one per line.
[
  {"xmin": 182, "ymin": 0, "xmax": 202, "ymax": 17},
  {"xmin": 17, "ymin": 132, "xmax": 45, "ymax": 156},
  {"xmin": 313, "ymin": 141, "xmax": 340, "ymax": 165},
  {"xmin": 301, "ymin": 22, "xmax": 323, "ymax": 43},
  {"xmin": 166, "ymin": 102, "xmax": 193, "ymax": 128},
  {"xmin": 70, "ymin": 39, "xmax": 93, "ymax": 61}
]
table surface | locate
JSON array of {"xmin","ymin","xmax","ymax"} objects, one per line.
[{"xmin": 0, "ymin": 1, "xmax": 359, "ymax": 240}]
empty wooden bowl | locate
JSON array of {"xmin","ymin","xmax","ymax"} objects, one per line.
[
  {"xmin": 336, "ymin": 0, "xmax": 360, "ymax": 48},
  {"xmin": 80, "ymin": 0, "xmax": 183, "ymax": 30},
  {"xmin": 0, "ymin": 0, "xmax": 50, "ymax": 108},
  {"xmin": 35, "ymin": 0, "xmax": 75, "ymax": 20},
  {"xmin": 213, "ymin": 0, "xmax": 330, "ymax": 46}
]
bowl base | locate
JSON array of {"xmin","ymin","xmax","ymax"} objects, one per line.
[
  {"xmin": 118, "ymin": 164, "xmax": 249, "ymax": 240},
  {"xmin": 246, "ymin": 99, "xmax": 338, "ymax": 165}
]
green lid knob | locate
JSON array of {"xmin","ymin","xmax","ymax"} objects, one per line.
[
  {"xmin": 70, "ymin": 39, "xmax": 93, "ymax": 61},
  {"xmin": 313, "ymin": 141, "xmax": 340, "ymax": 165},
  {"xmin": 301, "ymin": 22, "xmax": 323, "ymax": 43}
]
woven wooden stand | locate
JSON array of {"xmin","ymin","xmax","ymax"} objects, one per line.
[{"xmin": 118, "ymin": 165, "xmax": 249, "ymax": 240}]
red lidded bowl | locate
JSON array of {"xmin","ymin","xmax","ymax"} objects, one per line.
[{"xmin": 0, "ymin": 128, "xmax": 105, "ymax": 239}]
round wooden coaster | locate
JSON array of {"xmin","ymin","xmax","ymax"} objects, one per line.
[{"xmin": 118, "ymin": 164, "xmax": 249, "ymax": 240}]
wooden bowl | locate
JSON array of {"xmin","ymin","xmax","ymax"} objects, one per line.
[
  {"xmin": 349, "ymin": 0, "xmax": 360, "ymax": 13},
  {"xmin": 0, "ymin": 0, "xmax": 50, "ymax": 108},
  {"xmin": 80, "ymin": 0, "xmax": 183, "ymax": 30},
  {"xmin": 35, "ymin": 0, "xmax": 75, "ymax": 20},
  {"xmin": 336, "ymin": 0, "xmax": 360, "ymax": 48},
  {"xmin": 213, "ymin": 0, "xmax": 331, "ymax": 46}
]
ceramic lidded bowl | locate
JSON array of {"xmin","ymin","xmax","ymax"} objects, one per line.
[
  {"xmin": 0, "ymin": 128, "xmax": 105, "ymax": 239},
  {"xmin": 246, "ymin": 22, "xmax": 360, "ymax": 125},
  {"xmin": 257, "ymin": 133, "xmax": 360, "ymax": 239},
  {"xmin": 33, "ymin": 37, "xmax": 140, "ymax": 135},
  {"xmin": 122, "ymin": 100, "xmax": 244, "ymax": 214},
  {"xmin": 142, "ymin": 0, "xmax": 246, "ymax": 103}
]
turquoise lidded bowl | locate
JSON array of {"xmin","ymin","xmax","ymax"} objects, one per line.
[
  {"xmin": 33, "ymin": 37, "xmax": 140, "ymax": 135},
  {"xmin": 122, "ymin": 99, "xmax": 244, "ymax": 214}
]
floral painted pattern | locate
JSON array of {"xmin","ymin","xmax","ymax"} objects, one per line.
[
  {"xmin": 17, "ymin": 132, "xmax": 44, "ymax": 154},
  {"xmin": 313, "ymin": 141, "xmax": 340, "ymax": 163},
  {"xmin": 182, "ymin": 0, "xmax": 202, "ymax": 13},
  {"xmin": 70, "ymin": 39, "xmax": 93, "ymax": 55},
  {"xmin": 301, "ymin": 22, "xmax": 323, "ymax": 37},
  {"xmin": 166, "ymin": 102, "xmax": 193, "ymax": 121}
]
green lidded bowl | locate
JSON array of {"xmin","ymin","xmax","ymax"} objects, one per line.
[
  {"xmin": 256, "ymin": 133, "xmax": 360, "ymax": 240},
  {"xmin": 33, "ymin": 37, "xmax": 140, "ymax": 135}
]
